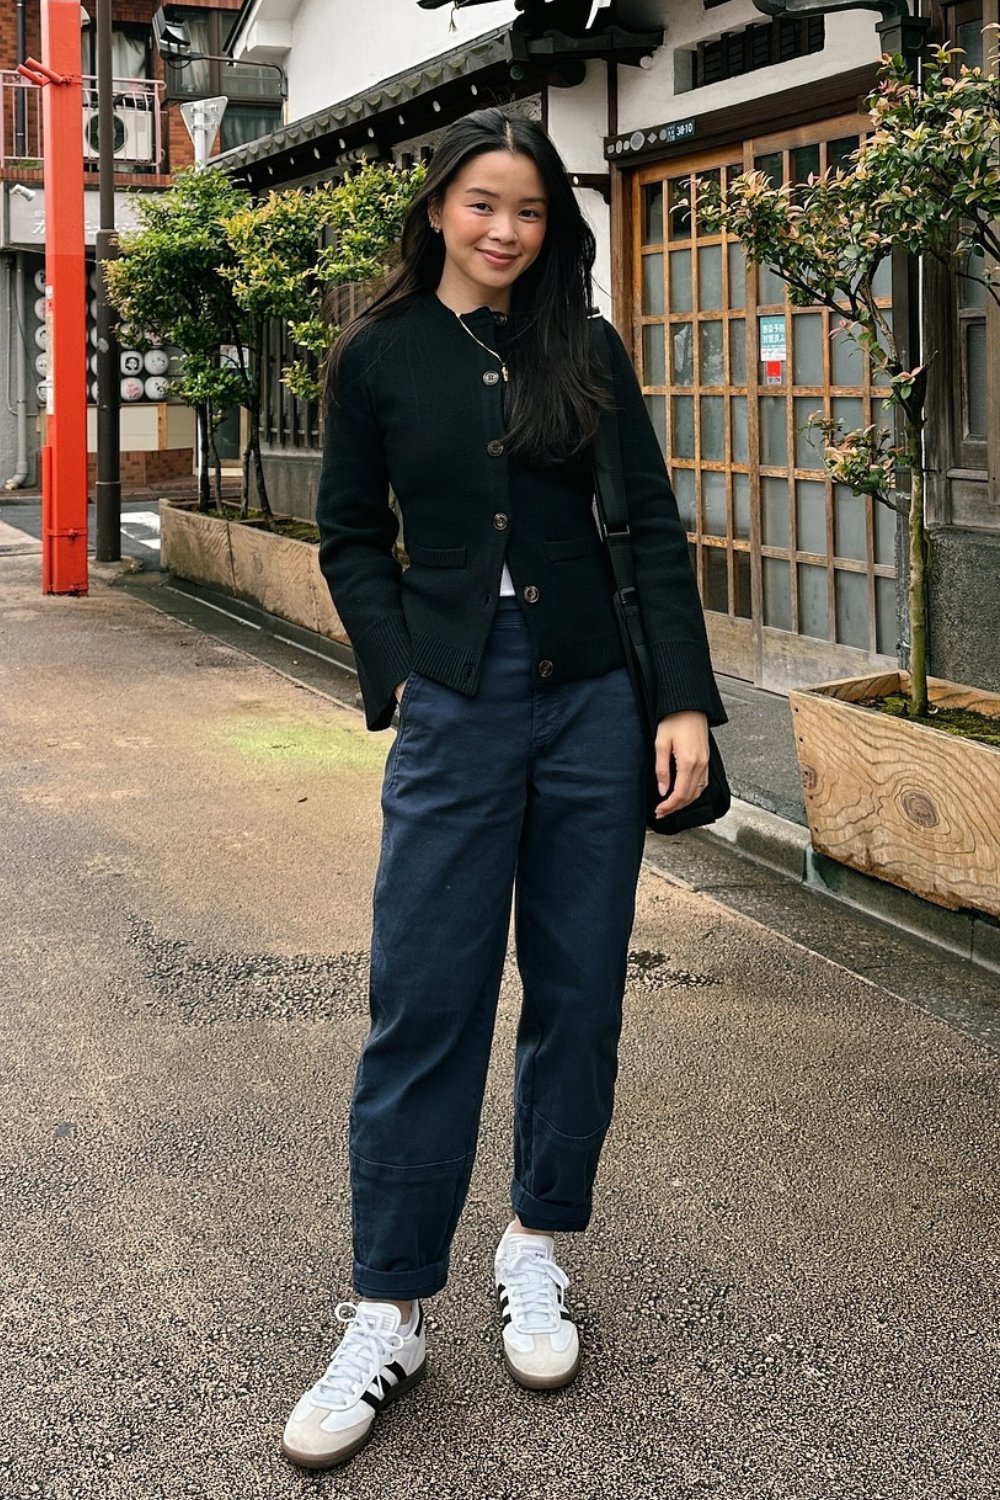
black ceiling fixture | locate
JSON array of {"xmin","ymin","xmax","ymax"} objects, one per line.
[{"xmin": 416, "ymin": 0, "xmax": 663, "ymax": 83}]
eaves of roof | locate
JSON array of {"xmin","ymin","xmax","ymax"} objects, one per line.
[{"xmin": 211, "ymin": 23, "xmax": 514, "ymax": 183}]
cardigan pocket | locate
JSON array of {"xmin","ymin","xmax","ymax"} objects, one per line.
[
  {"xmin": 544, "ymin": 533, "xmax": 604, "ymax": 562},
  {"xmin": 406, "ymin": 542, "xmax": 468, "ymax": 569}
]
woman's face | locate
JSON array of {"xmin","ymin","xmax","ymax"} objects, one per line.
[{"xmin": 431, "ymin": 149, "xmax": 548, "ymax": 308}]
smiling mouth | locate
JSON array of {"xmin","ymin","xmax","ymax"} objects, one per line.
[{"xmin": 479, "ymin": 249, "xmax": 517, "ymax": 264}]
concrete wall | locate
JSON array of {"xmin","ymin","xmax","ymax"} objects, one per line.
[{"xmin": 927, "ymin": 528, "xmax": 1000, "ymax": 693}]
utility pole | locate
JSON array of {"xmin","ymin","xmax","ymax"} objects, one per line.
[
  {"xmin": 20, "ymin": 0, "xmax": 89, "ymax": 594},
  {"xmin": 94, "ymin": 0, "xmax": 121, "ymax": 562}
]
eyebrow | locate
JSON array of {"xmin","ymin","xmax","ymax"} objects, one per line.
[{"xmin": 463, "ymin": 187, "xmax": 547, "ymax": 204}]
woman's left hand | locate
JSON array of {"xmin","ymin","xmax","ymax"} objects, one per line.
[{"xmin": 653, "ymin": 710, "xmax": 710, "ymax": 817}]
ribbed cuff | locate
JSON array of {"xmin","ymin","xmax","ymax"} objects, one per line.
[
  {"xmin": 353, "ymin": 612, "xmax": 413, "ymax": 731},
  {"xmin": 650, "ymin": 637, "xmax": 729, "ymax": 727}
]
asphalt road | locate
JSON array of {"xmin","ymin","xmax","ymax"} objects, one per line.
[{"xmin": 1, "ymin": 544, "xmax": 997, "ymax": 1500}]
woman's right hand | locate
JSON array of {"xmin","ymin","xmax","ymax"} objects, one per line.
[{"xmin": 394, "ymin": 677, "xmax": 408, "ymax": 705}]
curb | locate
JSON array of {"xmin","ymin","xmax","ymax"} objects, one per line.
[
  {"xmin": 692, "ymin": 796, "xmax": 1000, "ymax": 975},
  {"xmin": 129, "ymin": 571, "xmax": 1000, "ymax": 978}
]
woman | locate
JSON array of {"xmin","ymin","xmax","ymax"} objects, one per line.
[{"xmin": 282, "ymin": 107, "xmax": 727, "ymax": 1470}]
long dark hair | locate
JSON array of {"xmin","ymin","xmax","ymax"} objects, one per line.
[{"xmin": 325, "ymin": 107, "xmax": 610, "ymax": 465}]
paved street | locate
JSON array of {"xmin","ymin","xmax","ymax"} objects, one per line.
[{"xmin": 1, "ymin": 542, "xmax": 998, "ymax": 1500}]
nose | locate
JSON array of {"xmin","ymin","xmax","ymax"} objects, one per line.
[{"xmin": 487, "ymin": 217, "xmax": 518, "ymax": 244}]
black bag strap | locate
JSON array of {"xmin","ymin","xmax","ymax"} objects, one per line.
[{"xmin": 589, "ymin": 316, "xmax": 657, "ymax": 726}]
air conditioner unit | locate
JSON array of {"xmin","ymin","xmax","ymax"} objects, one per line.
[{"xmin": 82, "ymin": 104, "xmax": 156, "ymax": 164}]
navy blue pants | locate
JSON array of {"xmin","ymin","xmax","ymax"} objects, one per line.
[{"xmin": 349, "ymin": 596, "xmax": 648, "ymax": 1299}]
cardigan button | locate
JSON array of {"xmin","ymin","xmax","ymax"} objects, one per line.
[
  {"xmin": 492, "ymin": 512, "xmax": 509, "ymax": 530},
  {"xmin": 482, "ymin": 371, "xmax": 500, "ymax": 386},
  {"xmin": 487, "ymin": 439, "xmax": 505, "ymax": 456},
  {"xmin": 493, "ymin": 312, "xmax": 508, "ymax": 326},
  {"xmin": 537, "ymin": 659, "xmax": 554, "ymax": 678},
  {"xmin": 523, "ymin": 584, "xmax": 540, "ymax": 603}
]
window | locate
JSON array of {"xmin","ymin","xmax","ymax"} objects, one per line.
[
  {"xmin": 85, "ymin": 24, "xmax": 152, "ymax": 81},
  {"xmin": 687, "ymin": 16, "xmax": 825, "ymax": 90},
  {"xmin": 164, "ymin": 7, "xmax": 283, "ymax": 144}
]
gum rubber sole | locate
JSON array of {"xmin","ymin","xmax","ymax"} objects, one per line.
[
  {"xmin": 280, "ymin": 1358, "xmax": 428, "ymax": 1470},
  {"xmin": 502, "ymin": 1347, "xmax": 581, "ymax": 1391}
]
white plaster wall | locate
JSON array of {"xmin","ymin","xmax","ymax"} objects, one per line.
[
  {"xmin": 575, "ymin": 185, "xmax": 612, "ymax": 317},
  {"xmin": 616, "ymin": 1, "xmax": 882, "ymax": 134},
  {"xmin": 240, "ymin": 0, "xmax": 520, "ymax": 123},
  {"xmin": 545, "ymin": 60, "xmax": 608, "ymax": 175}
]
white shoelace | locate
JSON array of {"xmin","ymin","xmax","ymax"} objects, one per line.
[
  {"xmin": 502, "ymin": 1246, "xmax": 570, "ymax": 1333},
  {"xmin": 310, "ymin": 1301, "xmax": 405, "ymax": 1410}
]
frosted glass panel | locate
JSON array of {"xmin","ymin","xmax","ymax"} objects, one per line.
[
  {"xmin": 762, "ymin": 476, "xmax": 790, "ymax": 548},
  {"xmin": 798, "ymin": 563, "xmax": 829, "ymax": 640},
  {"xmin": 793, "ymin": 313, "xmax": 823, "ymax": 386},
  {"xmin": 835, "ymin": 568, "xmax": 868, "ymax": 648},
  {"xmin": 967, "ymin": 322, "xmax": 987, "ymax": 438},
  {"xmin": 872, "ymin": 256, "xmax": 892, "ymax": 299},
  {"xmin": 705, "ymin": 546, "xmax": 729, "ymax": 613},
  {"xmin": 730, "ymin": 320, "xmax": 746, "ymax": 385},
  {"xmin": 731, "ymin": 397, "xmax": 748, "ymax": 464},
  {"xmin": 642, "ymin": 182, "xmax": 664, "ymax": 244},
  {"xmin": 874, "ymin": 495, "xmax": 896, "ymax": 565},
  {"xmin": 671, "ymin": 396, "xmax": 694, "ymax": 459},
  {"xmin": 642, "ymin": 323, "xmax": 665, "ymax": 386},
  {"xmin": 673, "ymin": 467, "xmax": 696, "ymax": 531},
  {"xmin": 645, "ymin": 394, "xmax": 666, "ymax": 454},
  {"xmin": 796, "ymin": 480, "xmax": 827, "ymax": 554},
  {"xmin": 733, "ymin": 471, "xmax": 750, "ymax": 540},
  {"xmin": 700, "ymin": 396, "xmax": 725, "ymax": 461},
  {"xmin": 758, "ymin": 262, "xmax": 786, "ymax": 305},
  {"xmin": 642, "ymin": 254, "xmax": 664, "ymax": 316},
  {"xmin": 700, "ymin": 321, "xmax": 724, "ymax": 385},
  {"xmin": 760, "ymin": 397, "xmax": 787, "ymax": 466},
  {"xmin": 671, "ymin": 323, "xmax": 693, "ymax": 386},
  {"xmin": 728, "ymin": 242, "xmax": 745, "ymax": 309},
  {"xmin": 698, "ymin": 245, "xmax": 723, "ymax": 309},
  {"xmin": 834, "ymin": 484, "xmax": 867, "ymax": 561},
  {"xmin": 703, "ymin": 470, "xmax": 727, "ymax": 536},
  {"xmin": 876, "ymin": 574, "xmax": 897, "ymax": 654},
  {"xmin": 832, "ymin": 397, "xmax": 863, "ymax": 436},
  {"xmin": 763, "ymin": 557, "xmax": 792, "ymax": 631},
  {"xmin": 831, "ymin": 329, "xmax": 863, "ymax": 386},
  {"xmin": 669, "ymin": 250, "xmax": 692, "ymax": 313},
  {"xmin": 794, "ymin": 398, "xmax": 825, "ymax": 470},
  {"xmin": 959, "ymin": 258, "xmax": 988, "ymax": 309}
]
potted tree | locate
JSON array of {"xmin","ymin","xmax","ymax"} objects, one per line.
[
  {"xmin": 700, "ymin": 45, "xmax": 1000, "ymax": 918},
  {"xmin": 109, "ymin": 161, "xmax": 424, "ymax": 642}
]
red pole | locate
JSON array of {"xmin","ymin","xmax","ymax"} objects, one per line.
[{"xmin": 39, "ymin": 1, "xmax": 88, "ymax": 595}]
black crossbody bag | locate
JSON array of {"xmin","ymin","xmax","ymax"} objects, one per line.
[{"xmin": 590, "ymin": 318, "xmax": 731, "ymax": 836}]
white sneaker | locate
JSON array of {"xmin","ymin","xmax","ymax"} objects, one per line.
[
  {"xmin": 281, "ymin": 1299, "xmax": 427, "ymax": 1469},
  {"xmin": 493, "ymin": 1222, "xmax": 581, "ymax": 1390}
]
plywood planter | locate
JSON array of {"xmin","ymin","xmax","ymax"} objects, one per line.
[
  {"xmin": 159, "ymin": 499, "xmax": 349, "ymax": 647},
  {"xmin": 790, "ymin": 672, "xmax": 1000, "ymax": 919}
]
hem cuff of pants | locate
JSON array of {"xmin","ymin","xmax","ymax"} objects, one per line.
[
  {"xmin": 353, "ymin": 1255, "xmax": 449, "ymax": 1301},
  {"xmin": 511, "ymin": 1183, "xmax": 591, "ymax": 1233}
]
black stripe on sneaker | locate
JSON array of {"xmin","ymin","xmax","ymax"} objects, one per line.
[
  {"xmin": 501, "ymin": 1312, "xmax": 512, "ymax": 1327},
  {"xmin": 359, "ymin": 1388, "xmax": 383, "ymax": 1411},
  {"xmin": 385, "ymin": 1361, "xmax": 406, "ymax": 1383},
  {"xmin": 414, "ymin": 1303, "xmax": 425, "ymax": 1337},
  {"xmin": 497, "ymin": 1284, "xmax": 508, "ymax": 1308},
  {"xmin": 561, "ymin": 1311, "xmax": 572, "ymax": 1320}
]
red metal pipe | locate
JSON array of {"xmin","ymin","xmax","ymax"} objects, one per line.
[{"xmin": 39, "ymin": 2, "xmax": 88, "ymax": 595}]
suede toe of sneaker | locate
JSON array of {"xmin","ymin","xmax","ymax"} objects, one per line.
[{"xmin": 281, "ymin": 1401, "xmax": 373, "ymax": 1468}]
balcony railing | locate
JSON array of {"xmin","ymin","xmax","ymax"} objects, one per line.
[{"xmin": 0, "ymin": 72, "xmax": 165, "ymax": 171}]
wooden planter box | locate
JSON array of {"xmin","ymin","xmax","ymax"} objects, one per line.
[
  {"xmin": 159, "ymin": 499, "xmax": 349, "ymax": 647},
  {"xmin": 790, "ymin": 671, "xmax": 1000, "ymax": 919}
]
